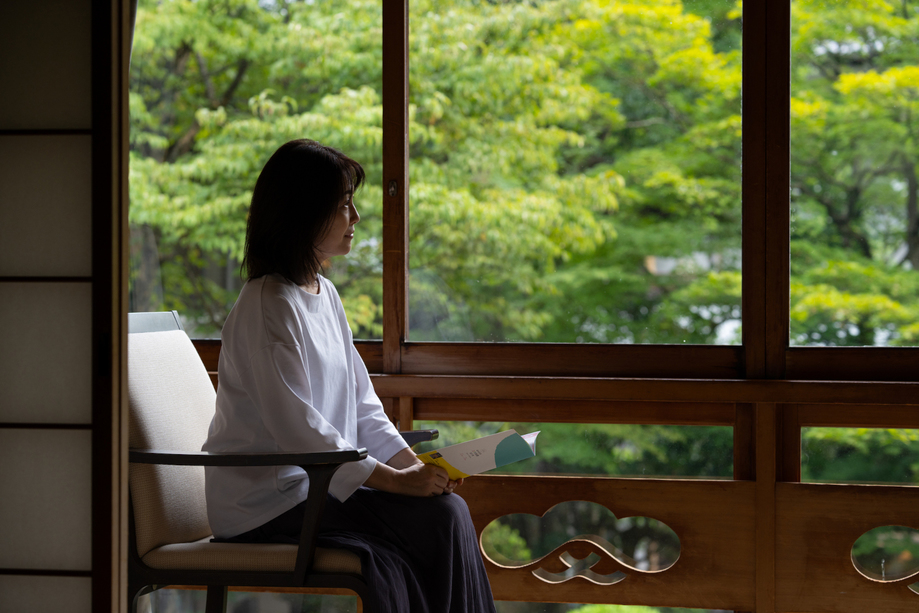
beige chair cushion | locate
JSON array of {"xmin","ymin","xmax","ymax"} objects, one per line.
[
  {"xmin": 128, "ymin": 330, "xmax": 217, "ymax": 558},
  {"xmin": 142, "ymin": 540, "xmax": 361, "ymax": 575}
]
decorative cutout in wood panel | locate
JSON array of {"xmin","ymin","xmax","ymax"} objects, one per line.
[
  {"xmin": 776, "ymin": 483, "xmax": 919, "ymax": 613},
  {"xmin": 481, "ymin": 501, "xmax": 679, "ymax": 586},
  {"xmin": 852, "ymin": 525, "xmax": 919, "ymax": 594}
]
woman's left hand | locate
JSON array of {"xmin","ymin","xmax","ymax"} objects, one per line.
[
  {"xmin": 443, "ymin": 477, "xmax": 464, "ymax": 495},
  {"xmin": 385, "ymin": 448, "xmax": 465, "ymax": 495}
]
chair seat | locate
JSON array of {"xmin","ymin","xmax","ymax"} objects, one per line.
[{"xmin": 142, "ymin": 537, "xmax": 362, "ymax": 575}]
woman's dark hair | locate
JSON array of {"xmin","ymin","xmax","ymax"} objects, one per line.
[{"xmin": 242, "ymin": 139, "xmax": 365, "ymax": 285}]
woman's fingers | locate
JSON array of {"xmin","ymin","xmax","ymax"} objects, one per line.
[
  {"xmin": 403, "ymin": 463, "xmax": 447, "ymax": 496},
  {"xmin": 430, "ymin": 465, "xmax": 449, "ymax": 493},
  {"xmin": 384, "ymin": 463, "xmax": 466, "ymax": 497},
  {"xmin": 367, "ymin": 461, "xmax": 458, "ymax": 497}
]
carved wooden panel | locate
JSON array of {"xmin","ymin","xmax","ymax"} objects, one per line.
[
  {"xmin": 776, "ymin": 483, "xmax": 919, "ymax": 612},
  {"xmin": 457, "ymin": 475, "xmax": 756, "ymax": 610}
]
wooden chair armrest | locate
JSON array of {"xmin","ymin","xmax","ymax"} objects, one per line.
[
  {"xmin": 128, "ymin": 448, "xmax": 367, "ymax": 468},
  {"xmin": 400, "ymin": 429, "xmax": 439, "ymax": 447}
]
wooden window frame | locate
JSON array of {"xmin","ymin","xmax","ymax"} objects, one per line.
[
  {"xmin": 366, "ymin": 0, "xmax": 919, "ymax": 385},
  {"xmin": 191, "ymin": 2, "xmax": 919, "ymax": 612}
]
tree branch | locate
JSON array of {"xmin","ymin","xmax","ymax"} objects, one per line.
[
  {"xmin": 220, "ymin": 59, "xmax": 251, "ymax": 107},
  {"xmin": 195, "ymin": 52, "xmax": 218, "ymax": 107}
]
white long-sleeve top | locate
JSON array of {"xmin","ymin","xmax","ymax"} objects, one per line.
[{"xmin": 202, "ymin": 273, "xmax": 408, "ymax": 538}]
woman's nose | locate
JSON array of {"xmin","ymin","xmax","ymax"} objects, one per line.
[{"xmin": 351, "ymin": 203, "xmax": 361, "ymax": 224}]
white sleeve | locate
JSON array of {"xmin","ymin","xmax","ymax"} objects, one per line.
[
  {"xmin": 352, "ymin": 344, "xmax": 410, "ymax": 464},
  {"xmin": 248, "ymin": 342, "xmax": 376, "ymax": 501}
]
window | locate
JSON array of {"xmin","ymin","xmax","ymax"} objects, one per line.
[
  {"xmin": 407, "ymin": 0, "xmax": 743, "ymax": 344},
  {"xmin": 128, "ymin": 1, "xmax": 919, "ymax": 612},
  {"xmin": 129, "ymin": 0, "xmax": 385, "ymax": 338},
  {"xmin": 789, "ymin": 0, "xmax": 919, "ymax": 348}
]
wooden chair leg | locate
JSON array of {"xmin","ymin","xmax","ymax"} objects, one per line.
[{"xmin": 204, "ymin": 586, "xmax": 228, "ymax": 613}]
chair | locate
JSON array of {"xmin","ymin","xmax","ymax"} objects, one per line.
[{"xmin": 127, "ymin": 311, "xmax": 435, "ymax": 613}]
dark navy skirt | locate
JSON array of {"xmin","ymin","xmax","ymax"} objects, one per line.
[{"xmin": 227, "ymin": 488, "xmax": 497, "ymax": 613}]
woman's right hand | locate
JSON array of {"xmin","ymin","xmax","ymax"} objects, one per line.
[{"xmin": 365, "ymin": 460, "xmax": 451, "ymax": 497}]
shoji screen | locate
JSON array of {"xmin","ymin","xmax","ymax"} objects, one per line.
[{"xmin": 0, "ymin": 0, "xmax": 128, "ymax": 611}]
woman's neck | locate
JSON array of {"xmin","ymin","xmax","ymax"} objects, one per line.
[{"xmin": 299, "ymin": 277, "xmax": 320, "ymax": 294}]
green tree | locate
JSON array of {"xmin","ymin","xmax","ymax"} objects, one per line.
[{"xmin": 789, "ymin": 0, "xmax": 919, "ymax": 345}]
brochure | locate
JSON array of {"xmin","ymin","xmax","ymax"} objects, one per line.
[{"xmin": 416, "ymin": 429, "xmax": 539, "ymax": 480}]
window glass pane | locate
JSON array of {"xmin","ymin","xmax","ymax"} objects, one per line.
[
  {"xmin": 408, "ymin": 0, "xmax": 742, "ymax": 343},
  {"xmin": 129, "ymin": 0, "xmax": 383, "ymax": 339},
  {"xmin": 415, "ymin": 421, "xmax": 733, "ymax": 479},
  {"xmin": 802, "ymin": 427, "xmax": 919, "ymax": 484},
  {"xmin": 790, "ymin": 1, "xmax": 919, "ymax": 346}
]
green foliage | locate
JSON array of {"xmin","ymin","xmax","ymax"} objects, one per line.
[
  {"xmin": 130, "ymin": 0, "xmax": 748, "ymax": 342},
  {"xmin": 850, "ymin": 525, "xmax": 919, "ymax": 583},
  {"xmin": 415, "ymin": 420, "xmax": 732, "ymax": 479},
  {"xmin": 788, "ymin": 0, "xmax": 919, "ymax": 345},
  {"xmin": 481, "ymin": 519, "xmax": 533, "ymax": 565},
  {"xmin": 130, "ymin": 0, "xmax": 919, "ymax": 344},
  {"xmin": 803, "ymin": 427, "xmax": 919, "ymax": 484},
  {"xmin": 572, "ymin": 604, "xmax": 660, "ymax": 613},
  {"xmin": 569, "ymin": 607, "xmax": 711, "ymax": 613}
]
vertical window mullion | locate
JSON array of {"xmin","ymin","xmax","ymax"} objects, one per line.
[
  {"xmin": 743, "ymin": 0, "xmax": 768, "ymax": 379},
  {"xmin": 382, "ymin": 0, "xmax": 410, "ymax": 374},
  {"xmin": 764, "ymin": 0, "xmax": 792, "ymax": 378}
]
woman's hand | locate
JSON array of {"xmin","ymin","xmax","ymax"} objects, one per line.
[
  {"xmin": 363, "ymin": 448, "xmax": 464, "ymax": 496},
  {"xmin": 394, "ymin": 462, "xmax": 451, "ymax": 497},
  {"xmin": 443, "ymin": 477, "xmax": 464, "ymax": 495}
]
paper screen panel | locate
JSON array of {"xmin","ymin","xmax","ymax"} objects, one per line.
[
  {"xmin": 0, "ymin": 1, "xmax": 91, "ymax": 129},
  {"xmin": 0, "ymin": 576, "xmax": 91, "ymax": 613},
  {"xmin": 0, "ymin": 283, "xmax": 92, "ymax": 423},
  {"xmin": 0, "ymin": 136, "xmax": 92, "ymax": 277},
  {"xmin": 0, "ymin": 429, "xmax": 92, "ymax": 570}
]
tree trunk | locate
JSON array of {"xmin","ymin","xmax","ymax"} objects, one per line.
[{"xmin": 903, "ymin": 160, "xmax": 919, "ymax": 269}]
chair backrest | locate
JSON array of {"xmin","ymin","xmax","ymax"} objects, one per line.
[{"xmin": 128, "ymin": 313, "xmax": 216, "ymax": 558}]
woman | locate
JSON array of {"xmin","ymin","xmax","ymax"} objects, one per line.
[{"xmin": 202, "ymin": 139, "xmax": 496, "ymax": 612}]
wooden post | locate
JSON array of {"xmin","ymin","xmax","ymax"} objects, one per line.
[
  {"xmin": 734, "ymin": 403, "xmax": 756, "ymax": 481},
  {"xmin": 397, "ymin": 396, "xmax": 414, "ymax": 432},
  {"xmin": 755, "ymin": 402, "xmax": 777, "ymax": 613},
  {"xmin": 381, "ymin": 0, "xmax": 409, "ymax": 374},
  {"xmin": 742, "ymin": 0, "xmax": 767, "ymax": 381},
  {"xmin": 764, "ymin": 0, "xmax": 791, "ymax": 379}
]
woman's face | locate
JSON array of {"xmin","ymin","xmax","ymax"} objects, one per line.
[{"xmin": 315, "ymin": 190, "xmax": 360, "ymax": 260}]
